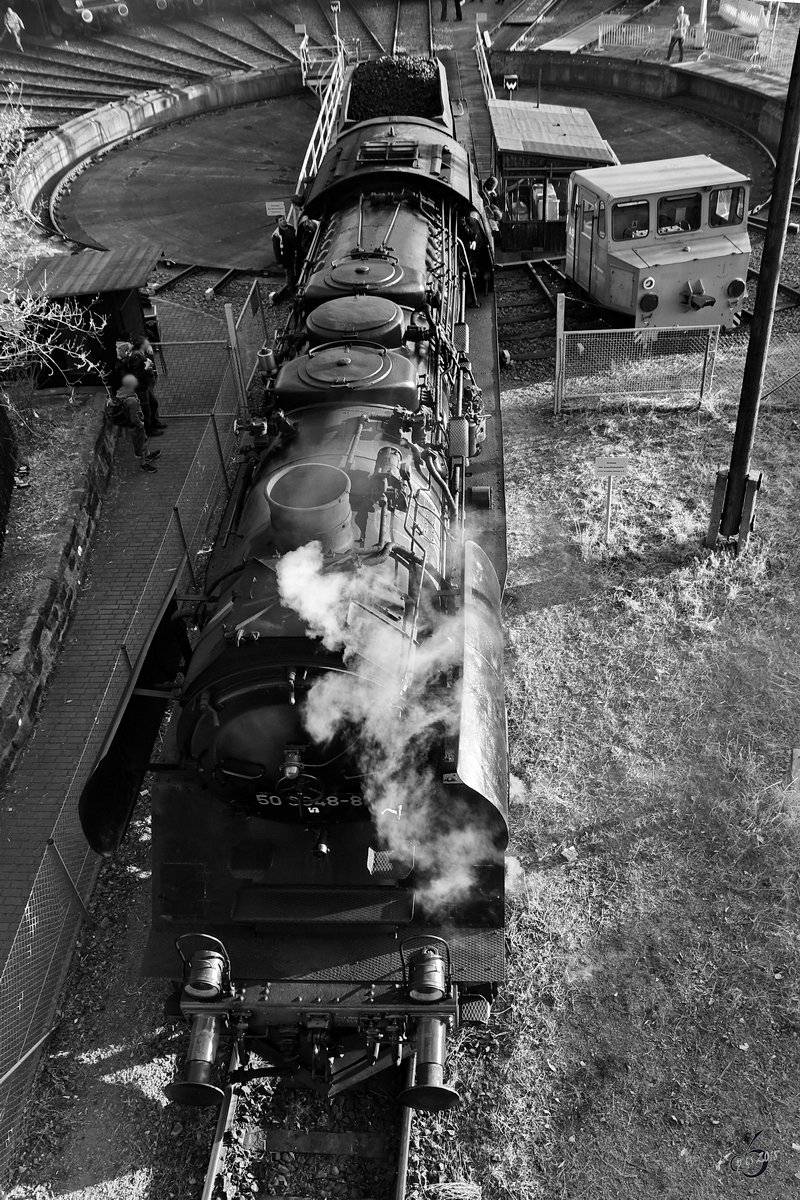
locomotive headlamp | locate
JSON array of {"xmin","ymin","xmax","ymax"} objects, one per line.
[
  {"xmin": 401, "ymin": 935, "xmax": 452, "ymax": 1003},
  {"xmin": 408, "ymin": 947, "xmax": 447, "ymax": 1002},
  {"xmin": 727, "ymin": 277, "xmax": 746, "ymax": 298},
  {"xmin": 281, "ymin": 749, "xmax": 303, "ymax": 781},
  {"xmin": 184, "ymin": 949, "xmax": 226, "ymax": 1000}
]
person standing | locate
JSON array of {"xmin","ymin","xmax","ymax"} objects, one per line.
[
  {"xmin": 440, "ymin": 0, "xmax": 463, "ymax": 21},
  {"xmin": 115, "ymin": 374, "xmax": 162, "ymax": 473},
  {"xmin": 125, "ymin": 335, "xmax": 166, "ymax": 436},
  {"xmin": 2, "ymin": 7, "xmax": 25, "ymax": 52},
  {"xmin": 296, "ymin": 214, "xmax": 319, "ymax": 270},
  {"xmin": 666, "ymin": 5, "xmax": 690, "ymax": 62}
]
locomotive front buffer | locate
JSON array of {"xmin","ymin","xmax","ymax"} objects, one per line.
[{"xmin": 166, "ymin": 933, "xmax": 490, "ymax": 1114}]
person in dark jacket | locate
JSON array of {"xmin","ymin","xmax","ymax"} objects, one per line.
[
  {"xmin": 117, "ymin": 374, "xmax": 161, "ymax": 473},
  {"xmin": 440, "ymin": 0, "xmax": 463, "ymax": 19},
  {"xmin": 296, "ymin": 215, "xmax": 318, "ymax": 271},
  {"xmin": 126, "ymin": 335, "xmax": 166, "ymax": 436},
  {"xmin": 272, "ymin": 216, "xmax": 298, "ymax": 291}
]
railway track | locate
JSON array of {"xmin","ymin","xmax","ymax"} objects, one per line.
[
  {"xmin": 393, "ymin": 0, "xmax": 433, "ymax": 57},
  {"xmin": 199, "ymin": 1052, "xmax": 416, "ymax": 1200},
  {"xmin": 151, "ymin": 263, "xmax": 246, "ymax": 299},
  {"xmin": 741, "ymin": 266, "xmax": 800, "ymax": 318},
  {"xmin": 496, "ymin": 258, "xmax": 619, "ymax": 360}
]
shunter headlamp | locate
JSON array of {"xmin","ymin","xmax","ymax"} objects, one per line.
[{"xmin": 727, "ymin": 278, "xmax": 746, "ymax": 298}]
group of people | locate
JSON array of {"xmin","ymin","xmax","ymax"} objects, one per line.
[
  {"xmin": 270, "ymin": 213, "xmax": 318, "ymax": 303},
  {"xmin": 112, "ymin": 336, "xmax": 167, "ymax": 474}
]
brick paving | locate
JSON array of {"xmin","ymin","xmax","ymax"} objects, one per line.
[{"xmin": 0, "ymin": 406, "xmax": 210, "ymax": 960}]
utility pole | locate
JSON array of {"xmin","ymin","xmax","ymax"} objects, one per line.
[{"xmin": 706, "ymin": 26, "xmax": 800, "ymax": 553}]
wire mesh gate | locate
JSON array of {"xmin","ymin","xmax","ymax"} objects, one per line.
[{"xmin": 554, "ymin": 298, "xmax": 719, "ymax": 413}]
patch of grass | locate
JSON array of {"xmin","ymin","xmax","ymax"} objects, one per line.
[
  {"xmin": 0, "ymin": 396, "xmax": 103, "ymax": 654},
  {"xmin": 413, "ymin": 393, "xmax": 800, "ymax": 1199}
]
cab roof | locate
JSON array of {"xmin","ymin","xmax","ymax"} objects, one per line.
[{"xmin": 572, "ymin": 155, "xmax": 749, "ymax": 200}]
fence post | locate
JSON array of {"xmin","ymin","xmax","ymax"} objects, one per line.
[
  {"xmin": 224, "ymin": 304, "xmax": 248, "ymax": 414},
  {"xmin": 211, "ymin": 413, "xmax": 233, "ymax": 496},
  {"xmin": 699, "ymin": 327, "xmax": 717, "ymax": 401},
  {"xmin": 553, "ymin": 293, "xmax": 566, "ymax": 414},
  {"xmin": 46, "ymin": 840, "xmax": 94, "ymax": 926},
  {"xmin": 172, "ymin": 506, "xmax": 198, "ymax": 589}
]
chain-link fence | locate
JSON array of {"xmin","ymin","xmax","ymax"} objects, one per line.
[
  {"xmin": 0, "ymin": 286, "xmax": 264, "ymax": 1185},
  {"xmin": 554, "ymin": 312, "xmax": 719, "ymax": 412}
]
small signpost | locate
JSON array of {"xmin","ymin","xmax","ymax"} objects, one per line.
[
  {"xmin": 265, "ymin": 200, "xmax": 286, "ymax": 218},
  {"xmin": 593, "ymin": 454, "xmax": 629, "ymax": 543}
]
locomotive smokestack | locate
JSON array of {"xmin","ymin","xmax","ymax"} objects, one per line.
[{"xmin": 267, "ymin": 463, "xmax": 353, "ymax": 555}]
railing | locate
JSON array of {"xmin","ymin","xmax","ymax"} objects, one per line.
[
  {"xmin": 291, "ymin": 43, "xmax": 346, "ymax": 224},
  {"xmin": 0, "ymin": 283, "xmax": 267, "ymax": 1185},
  {"xmin": 701, "ymin": 26, "xmax": 796, "ymax": 77},
  {"xmin": 475, "ymin": 24, "xmax": 496, "ymax": 102},
  {"xmin": 718, "ymin": 0, "xmax": 768, "ymax": 36},
  {"xmin": 597, "ymin": 21, "xmax": 704, "ymax": 54}
]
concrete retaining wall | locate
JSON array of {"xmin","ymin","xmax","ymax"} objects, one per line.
[
  {"xmin": 490, "ymin": 51, "xmax": 784, "ymax": 155},
  {"xmin": 0, "ymin": 404, "xmax": 116, "ymax": 782},
  {"xmin": 14, "ymin": 64, "xmax": 303, "ymax": 216}
]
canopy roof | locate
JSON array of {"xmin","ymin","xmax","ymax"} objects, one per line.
[
  {"xmin": 22, "ymin": 246, "xmax": 161, "ymax": 298},
  {"xmin": 488, "ymin": 101, "xmax": 616, "ymax": 165}
]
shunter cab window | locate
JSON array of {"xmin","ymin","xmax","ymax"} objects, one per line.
[
  {"xmin": 709, "ymin": 186, "xmax": 745, "ymax": 227},
  {"xmin": 612, "ymin": 199, "xmax": 649, "ymax": 240},
  {"xmin": 657, "ymin": 193, "xmax": 702, "ymax": 234}
]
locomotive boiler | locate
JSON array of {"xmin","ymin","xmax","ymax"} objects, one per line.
[{"xmin": 82, "ymin": 56, "xmax": 508, "ymax": 1115}]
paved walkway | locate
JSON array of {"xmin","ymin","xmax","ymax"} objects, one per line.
[{"xmin": 0, "ymin": 390, "xmax": 214, "ymax": 960}]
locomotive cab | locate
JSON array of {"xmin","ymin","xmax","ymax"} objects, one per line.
[{"xmin": 565, "ymin": 155, "xmax": 751, "ymax": 328}]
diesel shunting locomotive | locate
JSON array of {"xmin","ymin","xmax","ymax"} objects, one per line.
[{"xmin": 82, "ymin": 56, "xmax": 509, "ymax": 1115}]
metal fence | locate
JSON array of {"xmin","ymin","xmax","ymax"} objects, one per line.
[
  {"xmin": 554, "ymin": 303, "xmax": 719, "ymax": 412},
  {"xmin": 597, "ymin": 20, "xmax": 704, "ymax": 55},
  {"xmin": 0, "ymin": 285, "xmax": 265, "ymax": 1185},
  {"xmin": 701, "ymin": 26, "xmax": 796, "ymax": 78}
]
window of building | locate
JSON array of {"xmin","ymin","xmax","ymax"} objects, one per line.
[
  {"xmin": 709, "ymin": 186, "xmax": 745, "ymax": 227},
  {"xmin": 612, "ymin": 199, "xmax": 650, "ymax": 240},
  {"xmin": 657, "ymin": 193, "xmax": 702, "ymax": 234}
]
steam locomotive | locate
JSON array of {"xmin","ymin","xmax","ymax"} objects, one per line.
[{"xmin": 81, "ymin": 57, "xmax": 508, "ymax": 1114}]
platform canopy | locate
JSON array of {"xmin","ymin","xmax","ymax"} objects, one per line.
[
  {"xmin": 487, "ymin": 101, "xmax": 617, "ymax": 168},
  {"xmin": 21, "ymin": 246, "xmax": 161, "ymax": 298}
]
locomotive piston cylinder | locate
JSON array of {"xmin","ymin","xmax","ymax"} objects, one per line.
[
  {"xmin": 266, "ymin": 463, "xmax": 353, "ymax": 554},
  {"xmin": 164, "ymin": 1013, "xmax": 224, "ymax": 1107}
]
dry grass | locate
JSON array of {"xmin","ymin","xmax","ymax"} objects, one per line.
[
  {"xmin": 411, "ymin": 391, "xmax": 800, "ymax": 1199},
  {"xmin": 0, "ymin": 396, "xmax": 103, "ymax": 655}
]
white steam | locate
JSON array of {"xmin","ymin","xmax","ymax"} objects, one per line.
[{"xmin": 275, "ymin": 541, "xmax": 501, "ymax": 912}]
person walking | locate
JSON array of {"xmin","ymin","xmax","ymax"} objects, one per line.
[
  {"xmin": 114, "ymin": 374, "xmax": 162, "ymax": 473},
  {"xmin": 2, "ymin": 7, "xmax": 25, "ymax": 52},
  {"xmin": 666, "ymin": 5, "xmax": 690, "ymax": 62}
]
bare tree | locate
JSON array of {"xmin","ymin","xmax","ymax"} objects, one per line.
[{"xmin": 0, "ymin": 83, "xmax": 106, "ymax": 555}]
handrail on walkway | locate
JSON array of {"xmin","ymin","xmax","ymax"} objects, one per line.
[
  {"xmin": 291, "ymin": 43, "xmax": 346, "ymax": 225},
  {"xmin": 475, "ymin": 22, "xmax": 496, "ymax": 103}
]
